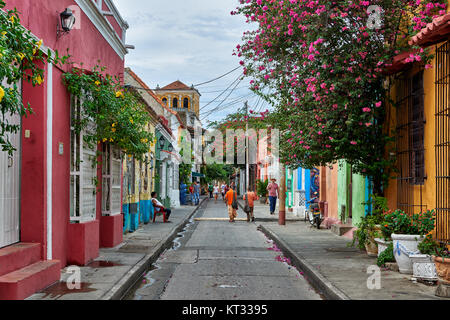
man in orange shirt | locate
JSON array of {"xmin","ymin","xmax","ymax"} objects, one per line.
[
  {"xmin": 224, "ymin": 186, "xmax": 238, "ymax": 223},
  {"xmin": 243, "ymin": 187, "xmax": 257, "ymax": 222}
]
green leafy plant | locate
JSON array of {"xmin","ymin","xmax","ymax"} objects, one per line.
[
  {"xmin": 256, "ymin": 179, "xmax": 269, "ymax": 197},
  {"xmin": 0, "ymin": 0, "xmax": 67, "ymax": 154},
  {"xmin": 63, "ymin": 65, "xmax": 154, "ymax": 160},
  {"xmin": 418, "ymin": 234, "xmax": 440, "ymax": 256},
  {"xmin": 350, "ymin": 215, "xmax": 381, "ymax": 250},
  {"xmin": 381, "ymin": 209, "xmax": 436, "ymax": 236},
  {"xmin": 377, "ymin": 242, "xmax": 395, "ymax": 267}
]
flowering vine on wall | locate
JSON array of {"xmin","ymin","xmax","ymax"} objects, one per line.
[
  {"xmin": 0, "ymin": 0, "xmax": 66, "ymax": 154},
  {"xmin": 63, "ymin": 65, "xmax": 154, "ymax": 159}
]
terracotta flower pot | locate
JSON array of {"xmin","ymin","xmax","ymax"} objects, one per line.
[
  {"xmin": 433, "ymin": 256, "xmax": 450, "ymax": 285},
  {"xmin": 365, "ymin": 238, "xmax": 378, "ymax": 257}
]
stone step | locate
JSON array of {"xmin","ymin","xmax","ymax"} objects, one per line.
[
  {"xmin": 331, "ymin": 224, "xmax": 354, "ymax": 237},
  {"xmin": 0, "ymin": 243, "xmax": 41, "ymax": 277},
  {"xmin": 0, "ymin": 260, "xmax": 60, "ymax": 300}
]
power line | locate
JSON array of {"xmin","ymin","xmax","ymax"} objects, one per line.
[
  {"xmin": 200, "ymin": 73, "xmax": 243, "ymax": 111},
  {"xmin": 200, "ymin": 77, "xmax": 244, "ymax": 121},
  {"xmin": 200, "ymin": 86, "xmax": 249, "ymax": 94},
  {"xmin": 193, "ymin": 66, "xmax": 242, "ymax": 87}
]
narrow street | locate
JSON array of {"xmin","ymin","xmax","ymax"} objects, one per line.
[{"xmin": 127, "ymin": 199, "xmax": 322, "ymax": 300}]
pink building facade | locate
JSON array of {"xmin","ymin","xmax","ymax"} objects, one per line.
[{"xmin": 0, "ymin": 0, "xmax": 129, "ymax": 299}]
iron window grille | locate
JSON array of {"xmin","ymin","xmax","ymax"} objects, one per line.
[
  {"xmin": 435, "ymin": 41, "xmax": 450, "ymax": 242},
  {"xmin": 394, "ymin": 70, "xmax": 426, "ymax": 215}
]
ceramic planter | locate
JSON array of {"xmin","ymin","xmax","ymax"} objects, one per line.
[
  {"xmin": 433, "ymin": 256, "xmax": 450, "ymax": 284},
  {"xmin": 365, "ymin": 238, "xmax": 378, "ymax": 257},
  {"xmin": 410, "ymin": 254, "xmax": 438, "ymax": 281},
  {"xmin": 375, "ymin": 238, "xmax": 392, "ymax": 257},
  {"xmin": 392, "ymin": 234, "xmax": 424, "ymax": 274}
]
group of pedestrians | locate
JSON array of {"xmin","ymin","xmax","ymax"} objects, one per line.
[
  {"xmin": 220, "ymin": 178, "xmax": 279, "ymax": 223},
  {"xmin": 188, "ymin": 181, "xmax": 200, "ymax": 206}
]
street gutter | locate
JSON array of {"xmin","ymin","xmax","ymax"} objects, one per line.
[
  {"xmin": 100, "ymin": 197, "xmax": 208, "ymax": 300},
  {"xmin": 258, "ymin": 224, "xmax": 351, "ymax": 301}
]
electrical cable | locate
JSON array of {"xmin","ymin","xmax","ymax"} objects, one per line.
[
  {"xmin": 193, "ymin": 66, "xmax": 242, "ymax": 87},
  {"xmin": 199, "ymin": 73, "xmax": 243, "ymax": 111}
]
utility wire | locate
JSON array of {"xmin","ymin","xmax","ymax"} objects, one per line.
[
  {"xmin": 200, "ymin": 73, "xmax": 243, "ymax": 111},
  {"xmin": 193, "ymin": 66, "xmax": 242, "ymax": 87},
  {"xmin": 201, "ymin": 77, "xmax": 244, "ymax": 121}
]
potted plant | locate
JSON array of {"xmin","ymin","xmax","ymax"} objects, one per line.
[
  {"xmin": 363, "ymin": 196, "xmax": 393, "ymax": 256},
  {"xmin": 432, "ymin": 243, "xmax": 450, "ymax": 286},
  {"xmin": 350, "ymin": 215, "xmax": 382, "ymax": 257},
  {"xmin": 410, "ymin": 234, "xmax": 439, "ymax": 282},
  {"xmin": 382, "ymin": 209, "xmax": 436, "ymax": 274},
  {"xmin": 256, "ymin": 179, "xmax": 269, "ymax": 204},
  {"xmin": 377, "ymin": 242, "xmax": 395, "ymax": 267}
]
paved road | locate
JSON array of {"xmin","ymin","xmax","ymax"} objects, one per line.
[{"xmin": 127, "ymin": 199, "xmax": 322, "ymax": 300}]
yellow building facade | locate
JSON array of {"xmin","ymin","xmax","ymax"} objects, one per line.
[{"xmin": 384, "ymin": 11, "xmax": 450, "ymax": 242}]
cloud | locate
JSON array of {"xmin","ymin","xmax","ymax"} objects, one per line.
[{"xmin": 114, "ymin": 0, "xmax": 263, "ymax": 123}]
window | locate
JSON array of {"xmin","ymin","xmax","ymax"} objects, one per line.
[
  {"xmin": 162, "ymin": 97, "xmax": 168, "ymax": 106},
  {"xmin": 102, "ymin": 144, "xmax": 122, "ymax": 216},
  {"xmin": 70, "ymin": 96, "xmax": 97, "ymax": 222},
  {"xmin": 183, "ymin": 97, "xmax": 189, "ymax": 109},
  {"xmin": 395, "ymin": 70, "xmax": 426, "ymax": 215},
  {"xmin": 411, "ymin": 71, "xmax": 425, "ymax": 184},
  {"xmin": 173, "ymin": 98, "xmax": 178, "ymax": 108}
]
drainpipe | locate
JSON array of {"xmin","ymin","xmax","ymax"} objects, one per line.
[{"xmin": 46, "ymin": 63, "xmax": 53, "ymax": 260}]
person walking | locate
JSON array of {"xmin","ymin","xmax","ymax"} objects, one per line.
[
  {"xmin": 221, "ymin": 183, "xmax": 226, "ymax": 200},
  {"xmin": 208, "ymin": 184, "xmax": 214, "ymax": 198},
  {"xmin": 243, "ymin": 187, "xmax": 257, "ymax": 222},
  {"xmin": 267, "ymin": 178, "xmax": 279, "ymax": 215},
  {"xmin": 193, "ymin": 181, "xmax": 200, "ymax": 205},
  {"xmin": 213, "ymin": 184, "xmax": 220, "ymax": 203},
  {"xmin": 224, "ymin": 186, "xmax": 238, "ymax": 223},
  {"xmin": 188, "ymin": 183, "xmax": 194, "ymax": 206}
]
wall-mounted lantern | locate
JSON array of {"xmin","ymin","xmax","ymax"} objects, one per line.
[{"xmin": 57, "ymin": 8, "xmax": 76, "ymax": 39}]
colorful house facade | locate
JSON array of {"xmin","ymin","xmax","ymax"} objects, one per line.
[
  {"xmin": 384, "ymin": 10, "xmax": 450, "ymax": 243},
  {"xmin": 0, "ymin": 0, "xmax": 129, "ymax": 299}
]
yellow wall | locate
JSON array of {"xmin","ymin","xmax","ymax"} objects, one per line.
[{"xmin": 385, "ymin": 43, "xmax": 444, "ymax": 213}]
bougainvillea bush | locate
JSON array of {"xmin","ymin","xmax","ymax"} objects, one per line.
[
  {"xmin": 0, "ymin": 0, "xmax": 65, "ymax": 154},
  {"xmin": 233, "ymin": 0, "xmax": 447, "ymax": 192}
]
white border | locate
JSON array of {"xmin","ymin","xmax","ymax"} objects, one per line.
[{"xmin": 75, "ymin": 0, "xmax": 128, "ymax": 60}]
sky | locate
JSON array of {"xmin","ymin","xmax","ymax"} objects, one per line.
[{"xmin": 114, "ymin": 0, "xmax": 267, "ymax": 125}]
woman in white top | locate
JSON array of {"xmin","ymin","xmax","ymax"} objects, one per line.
[
  {"xmin": 213, "ymin": 185, "xmax": 220, "ymax": 203},
  {"xmin": 151, "ymin": 192, "xmax": 171, "ymax": 221}
]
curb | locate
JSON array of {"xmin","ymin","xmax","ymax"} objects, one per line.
[
  {"xmin": 258, "ymin": 224, "xmax": 351, "ymax": 301},
  {"xmin": 100, "ymin": 197, "xmax": 208, "ymax": 300}
]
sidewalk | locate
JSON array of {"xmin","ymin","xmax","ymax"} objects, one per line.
[
  {"xmin": 256, "ymin": 208, "xmax": 446, "ymax": 300},
  {"xmin": 28, "ymin": 198, "xmax": 207, "ymax": 300},
  {"xmin": 238, "ymin": 199, "xmax": 302, "ymax": 222}
]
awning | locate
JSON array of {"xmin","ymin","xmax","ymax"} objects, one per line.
[{"xmin": 409, "ymin": 13, "xmax": 450, "ymax": 47}]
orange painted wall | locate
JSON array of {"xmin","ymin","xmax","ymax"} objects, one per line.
[{"xmin": 320, "ymin": 164, "xmax": 339, "ymax": 219}]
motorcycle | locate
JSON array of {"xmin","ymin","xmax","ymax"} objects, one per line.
[{"xmin": 306, "ymin": 196, "xmax": 322, "ymax": 229}]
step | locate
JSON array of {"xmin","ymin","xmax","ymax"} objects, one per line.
[
  {"xmin": 0, "ymin": 260, "xmax": 60, "ymax": 300},
  {"xmin": 331, "ymin": 224, "xmax": 354, "ymax": 236},
  {"xmin": 0, "ymin": 243, "xmax": 41, "ymax": 277}
]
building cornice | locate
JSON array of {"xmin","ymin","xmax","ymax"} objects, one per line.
[{"xmin": 75, "ymin": 0, "xmax": 128, "ymax": 60}]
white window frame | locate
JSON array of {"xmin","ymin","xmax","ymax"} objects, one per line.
[
  {"xmin": 102, "ymin": 144, "xmax": 122, "ymax": 216},
  {"xmin": 70, "ymin": 96, "xmax": 97, "ymax": 223}
]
